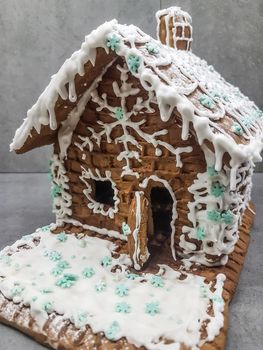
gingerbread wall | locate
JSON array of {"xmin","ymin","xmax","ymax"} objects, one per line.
[{"xmin": 54, "ymin": 57, "xmax": 207, "ymax": 258}]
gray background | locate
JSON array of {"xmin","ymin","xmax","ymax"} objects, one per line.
[{"xmin": 0, "ymin": 0, "xmax": 262, "ymax": 172}]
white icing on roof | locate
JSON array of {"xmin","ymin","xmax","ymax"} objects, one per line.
[{"xmin": 10, "ymin": 19, "xmax": 263, "ymax": 177}]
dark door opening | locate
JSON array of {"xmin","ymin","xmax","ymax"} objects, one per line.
[{"xmin": 149, "ymin": 187, "xmax": 173, "ymax": 246}]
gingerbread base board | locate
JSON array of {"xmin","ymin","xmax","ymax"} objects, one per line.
[{"xmin": 0, "ymin": 205, "xmax": 254, "ymax": 350}]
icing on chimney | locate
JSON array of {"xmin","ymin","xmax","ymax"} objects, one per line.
[{"xmin": 156, "ymin": 7, "xmax": 193, "ymax": 51}]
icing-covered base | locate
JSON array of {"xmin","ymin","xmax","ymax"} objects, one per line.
[{"xmin": 0, "ymin": 226, "xmax": 226, "ymax": 350}]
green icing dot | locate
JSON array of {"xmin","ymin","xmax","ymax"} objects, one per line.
[
  {"xmin": 122, "ymin": 222, "xmax": 131, "ymax": 236},
  {"xmin": 127, "ymin": 55, "xmax": 140, "ymax": 73},
  {"xmin": 52, "ymin": 267, "xmax": 64, "ymax": 276},
  {"xmin": 199, "ymin": 94, "xmax": 215, "ymax": 109},
  {"xmin": 115, "ymin": 284, "xmax": 129, "ymax": 297},
  {"xmin": 106, "ymin": 34, "xmax": 120, "ymax": 51},
  {"xmin": 41, "ymin": 225, "xmax": 51, "ymax": 232},
  {"xmin": 207, "ymin": 165, "xmax": 218, "ymax": 177},
  {"xmin": 232, "ymin": 122, "xmax": 243, "ymax": 135},
  {"xmin": 56, "ymin": 274, "xmax": 78, "ymax": 288},
  {"xmin": 11, "ymin": 285, "xmax": 24, "ymax": 297},
  {"xmin": 32, "ymin": 296, "xmax": 38, "ymax": 302},
  {"xmin": 207, "ymin": 210, "xmax": 221, "ymax": 222},
  {"xmin": 43, "ymin": 301, "xmax": 53, "ymax": 313},
  {"xmin": 95, "ymin": 281, "xmax": 107, "ymax": 293},
  {"xmin": 212, "ymin": 295, "xmax": 224, "ymax": 303},
  {"xmin": 105, "ymin": 321, "xmax": 120, "ymax": 341},
  {"xmin": 57, "ymin": 260, "xmax": 70, "ymax": 269},
  {"xmin": 115, "ymin": 302, "xmax": 131, "ymax": 314},
  {"xmin": 211, "ymin": 182, "xmax": 225, "ymax": 198},
  {"xmin": 79, "ymin": 239, "xmax": 87, "ymax": 248},
  {"xmin": 200, "ymin": 283, "xmax": 209, "ymax": 298},
  {"xmin": 145, "ymin": 301, "xmax": 160, "ymax": 316},
  {"xmin": 82, "ymin": 267, "xmax": 95, "ymax": 279},
  {"xmin": 126, "ymin": 273, "xmax": 139, "ymax": 280},
  {"xmin": 146, "ymin": 43, "xmax": 159, "ymax": 55},
  {"xmin": 48, "ymin": 250, "xmax": 62, "ymax": 262},
  {"xmin": 221, "ymin": 210, "xmax": 234, "ymax": 225},
  {"xmin": 51, "ymin": 184, "xmax": 62, "ymax": 199},
  {"xmin": 0, "ymin": 255, "xmax": 12, "ymax": 266},
  {"xmin": 149, "ymin": 276, "xmax": 164, "ymax": 288},
  {"xmin": 56, "ymin": 232, "xmax": 67, "ymax": 242},
  {"xmin": 196, "ymin": 227, "xmax": 206, "ymax": 241},
  {"xmin": 101, "ymin": 256, "xmax": 112, "ymax": 267},
  {"xmin": 115, "ymin": 107, "xmax": 124, "ymax": 120}
]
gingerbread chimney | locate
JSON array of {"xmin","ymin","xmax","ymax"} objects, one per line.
[{"xmin": 156, "ymin": 7, "xmax": 193, "ymax": 51}]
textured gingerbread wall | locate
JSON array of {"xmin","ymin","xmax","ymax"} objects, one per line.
[{"xmin": 62, "ymin": 58, "xmax": 207, "ymax": 254}]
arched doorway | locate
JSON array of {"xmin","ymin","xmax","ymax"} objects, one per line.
[{"xmin": 149, "ymin": 186, "xmax": 174, "ymax": 248}]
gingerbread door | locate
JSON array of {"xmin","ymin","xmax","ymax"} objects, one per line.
[{"xmin": 127, "ymin": 191, "xmax": 150, "ymax": 270}]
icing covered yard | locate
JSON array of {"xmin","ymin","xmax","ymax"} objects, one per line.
[{"xmin": 0, "ymin": 227, "xmax": 225, "ymax": 350}]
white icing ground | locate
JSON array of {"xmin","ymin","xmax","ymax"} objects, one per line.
[{"xmin": 0, "ymin": 227, "xmax": 226, "ymax": 349}]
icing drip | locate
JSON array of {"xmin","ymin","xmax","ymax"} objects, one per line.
[
  {"xmin": 49, "ymin": 154, "xmax": 72, "ymax": 222},
  {"xmin": 0, "ymin": 228, "xmax": 226, "ymax": 349},
  {"xmin": 180, "ymin": 147, "xmax": 254, "ymax": 265},
  {"xmin": 140, "ymin": 175, "xmax": 178, "ymax": 260},
  {"xmin": 80, "ymin": 167, "xmax": 120, "ymax": 219}
]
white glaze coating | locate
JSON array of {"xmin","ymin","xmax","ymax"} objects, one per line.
[
  {"xmin": 0, "ymin": 227, "xmax": 226, "ymax": 349},
  {"xmin": 180, "ymin": 147, "xmax": 253, "ymax": 265},
  {"xmin": 50, "ymin": 154, "xmax": 72, "ymax": 222}
]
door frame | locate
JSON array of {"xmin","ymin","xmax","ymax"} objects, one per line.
[{"xmin": 140, "ymin": 175, "xmax": 178, "ymax": 260}]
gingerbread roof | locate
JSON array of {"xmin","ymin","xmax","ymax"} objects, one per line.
[{"xmin": 10, "ymin": 18, "xmax": 263, "ymax": 173}]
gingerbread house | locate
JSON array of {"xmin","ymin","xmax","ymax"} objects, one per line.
[{"xmin": 11, "ymin": 7, "xmax": 263, "ymax": 270}]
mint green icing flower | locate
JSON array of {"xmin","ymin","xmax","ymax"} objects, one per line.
[
  {"xmin": 11, "ymin": 285, "xmax": 24, "ymax": 297},
  {"xmin": 57, "ymin": 260, "xmax": 70, "ymax": 269},
  {"xmin": 115, "ymin": 302, "xmax": 131, "ymax": 314},
  {"xmin": 221, "ymin": 210, "xmax": 234, "ymax": 225},
  {"xmin": 43, "ymin": 301, "xmax": 53, "ymax": 313},
  {"xmin": 207, "ymin": 210, "xmax": 221, "ymax": 222},
  {"xmin": 101, "ymin": 256, "xmax": 112, "ymax": 267},
  {"xmin": 41, "ymin": 225, "xmax": 51, "ymax": 232},
  {"xmin": 122, "ymin": 222, "xmax": 131, "ymax": 236},
  {"xmin": 56, "ymin": 232, "xmax": 67, "ymax": 242},
  {"xmin": 115, "ymin": 107, "xmax": 124, "ymax": 120},
  {"xmin": 48, "ymin": 250, "xmax": 62, "ymax": 262},
  {"xmin": 95, "ymin": 281, "xmax": 107, "ymax": 293},
  {"xmin": 82, "ymin": 267, "xmax": 95, "ymax": 279},
  {"xmin": 146, "ymin": 43, "xmax": 159, "ymax": 55},
  {"xmin": 115, "ymin": 284, "xmax": 129, "ymax": 297},
  {"xmin": 145, "ymin": 301, "xmax": 160, "ymax": 316},
  {"xmin": 150, "ymin": 276, "xmax": 164, "ymax": 288},
  {"xmin": 105, "ymin": 321, "xmax": 120, "ymax": 341},
  {"xmin": 106, "ymin": 34, "xmax": 120, "ymax": 51},
  {"xmin": 56, "ymin": 274, "xmax": 78, "ymax": 288},
  {"xmin": 196, "ymin": 227, "xmax": 206, "ymax": 241},
  {"xmin": 51, "ymin": 184, "xmax": 62, "ymax": 199},
  {"xmin": 200, "ymin": 283, "xmax": 209, "ymax": 298},
  {"xmin": 232, "ymin": 122, "xmax": 243, "ymax": 135},
  {"xmin": 211, "ymin": 182, "xmax": 225, "ymax": 198},
  {"xmin": 126, "ymin": 273, "xmax": 139, "ymax": 280},
  {"xmin": 52, "ymin": 267, "xmax": 63, "ymax": 276},
  {"xmin": 127, "ymin": 55, "xmax": 140, "ymax": 73},
  {"xmin": 207, "ymin": 165, "xmax": 218, "ymax": 177},
  {"xmin": 199, "ymin": 94, "xmax": 215, "ymax": 109},
  {"xmin": 212, "ymin": 295, "xmax": 224, "ymax": 303}
]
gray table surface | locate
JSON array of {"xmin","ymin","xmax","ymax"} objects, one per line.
[{"xmin": 0, "ymin": 173, "xmax": 262, "ymax": 350}]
